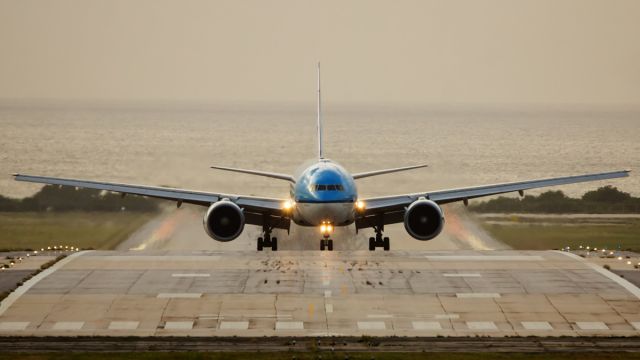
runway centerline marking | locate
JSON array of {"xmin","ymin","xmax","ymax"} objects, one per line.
[
  {"xmin": 324, "ymin": 290, "xmax": 332, "ymax": 298},
  {"xmin": 325, "ymin": 304, "xmax": 333, "ymax": 313}
]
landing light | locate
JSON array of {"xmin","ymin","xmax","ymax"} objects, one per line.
[
  {"xmin": 355, "ymin": 200, "xmax": 366, "ymax": 211},
  {"xmin": 282, "ymin": 200, "xmax": 295, "ymax": 211}
]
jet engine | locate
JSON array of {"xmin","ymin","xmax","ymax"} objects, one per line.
[
  {"xmin": 403, "ymin": 199, "xmax": 444, "ymax": 240},
  {"xmin": 203, "ymin": 200, "xmax": 245, "ymax": 242}
]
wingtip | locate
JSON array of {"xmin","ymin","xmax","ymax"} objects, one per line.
[{"xmin": 11, "ymin": 173, "xmax": 19, "ymax": 177}]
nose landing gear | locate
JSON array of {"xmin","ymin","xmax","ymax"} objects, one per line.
[
  {"xmin": 320, "ymin": 238, "xmax": 334, "ymax": 251},
  {"xmin": 368, "ymin": 225, "xmax": 390, "ymax": 251},
  {"xmin": 319, "ymin": 222, "xmax": 334, "ymax": 251}
]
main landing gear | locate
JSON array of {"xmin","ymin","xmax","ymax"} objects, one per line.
[
  {"xmin": 369, "ymin": 225, "xmax": 390, "ymax": 251},
  {"xmin": 257, "ymin": 224, "xmax": 277, "ymax": 251}
]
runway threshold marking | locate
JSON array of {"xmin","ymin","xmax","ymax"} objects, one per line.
[
  {"xmin": 0, "ymin": 250, "xmax": 91, "ymax": 317},
  {"xmin": 521, "ymin": 321, "xmax": 553, "ymax": 330},
  {"xmin": 425, "ymin": 255, "xmax": 544, "ymax": 261},
  {"xmin": 108, "ymin": 321, "xmax": 139, "ymax": 330},
  {"xmin": 52, "ymin": 322, "xmax": 84, "ymax": 331},
  {"xmin": 412, "ymin": 321, "xmax": 442, "ymax": 330},
  {"xmin": 466, "ymin": 321, "xmax": 498, "ymax": 331},
  {"xmin": 575, "ymin": 321, "xmax": 609, "ymax": 330},
  {"xmin": 157, "ymin": 293, "xmax": 202, "ymax": 299},
  {"xmin": 357, "ymin": 321, "xmax": 386, "ymax": 330},
  {"xmin": 219, "ymin": 321, "xmax": 249, "ymax": 330},
  {"xmin": 164, "ymin": 321, "xmax": 194, "ymax": 330},
  {"xmin": 0, "ymin": 322, "xmax": 29, "ymax": 331},
  {"xmin": 275, "ymin": 321, "xmax": 304, "ymax": 330}
]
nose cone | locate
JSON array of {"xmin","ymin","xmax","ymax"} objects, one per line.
[{"xmin": 294, "ymin": 162, "xmax": 356, "ymax": 203}]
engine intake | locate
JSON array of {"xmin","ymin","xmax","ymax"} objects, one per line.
[
  {"xmin": 404, "ymin": 199, "xmax": 444, "ymax": 240},
  {"xmin": 203, "ymin": 200, "xmax": 245, "ymax": 242}
]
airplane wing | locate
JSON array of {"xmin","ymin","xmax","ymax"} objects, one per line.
[
  {"xmin": 13, "ymin": 174, "xmax": 289, "ymax": 229},
  {"xmin": 356, "ymin": 170, "xmax": 631, "ymax": 229},
  {"xmin": 352, "ymin": 164, "xmax": 428, "ymax": 180}
]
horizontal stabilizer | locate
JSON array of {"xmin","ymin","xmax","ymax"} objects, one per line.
[
  {"xmin": 210, "ymin": 165, "xmax": 296, "ymax": 183},
  {"xmin": 352, "ymin": 164, "xmax": 428, "ymax": 180}
]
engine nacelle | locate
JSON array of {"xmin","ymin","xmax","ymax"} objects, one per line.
[
  {"xmin": 404, "ymin": 199, "xmax": 445, "ymax": 241},
  {"xmin": 203, "ymin": 200, "xmax": 245, "ymax": 242}
]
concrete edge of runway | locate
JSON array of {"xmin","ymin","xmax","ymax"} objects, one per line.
[{"xmin": 1, "ymin": 335, "xmax": 640, "ymax": 352}]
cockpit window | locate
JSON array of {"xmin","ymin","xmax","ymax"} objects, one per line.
[{"xmin": 309, "ymin": 184, "xmax": 345, "ymax": 191}]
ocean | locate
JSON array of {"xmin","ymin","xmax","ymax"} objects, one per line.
[{"xmin": 1, "ymin": 103, "xmax": 638, "ymax": 200}]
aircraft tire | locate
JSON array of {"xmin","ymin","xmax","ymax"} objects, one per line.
[
  {"xmin": 383, "ymin": 237, "xmax": 390, "ymax": 251},
  {"xmin": 369, "ymin": 237, "xmax": 375, "ymax": 251},
  {"xmin": 328, "ymin": 239, "xmax": 333, "ymax": 251},
  {"xmin": 257, "ymin": 237, "xmax": 264, "ymax": 251}
]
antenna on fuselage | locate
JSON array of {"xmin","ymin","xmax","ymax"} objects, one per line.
[{"xmin": 317, "ymin": 62, "xmax": 324, "ymax": 160}]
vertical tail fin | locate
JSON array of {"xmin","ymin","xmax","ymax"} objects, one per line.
[{"xmin": 317, "ymin": 62, "xmax": 324, "ymax": 159}]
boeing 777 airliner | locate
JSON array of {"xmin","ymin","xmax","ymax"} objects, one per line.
[{"xmin": 13, "ymin": 65, "xmax": 630, "ymax": 251}]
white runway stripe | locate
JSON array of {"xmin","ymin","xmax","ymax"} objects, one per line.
[
  {"xmin": 220, "ymin": 321, "xmax": 249, "ymax": 330},
  {"xmin": 164, "ymin": 321, "xmax": 193, "ymax": 330},
  {"xmin": 276, "ymin": 321, "xmax": 304, "ymax": 330},
  {"xmin": 521, "ymin": 321, "xmax": 553, "ymax": 330},
  {"xmin": 357, "ymin": 321, "xmax": 386, "ymax": 330},
  {"xmin": 52, "ymin": 322, "xmax": 84, "ymax": 330},
  {"xmin": 172, "ymin": 273, "xmax": 211, "ymax": 278},
  {"xmin": 108, "ymin": 321, "xmax": 139, "ymax": 330},
  {"xmin": 443, "ymin": 273, "xmax": 481, "ymax": 277},
  {"xmin": 0, "ymin": 322, "xmax": 29, "ymax": 331},
  {"xmin": 466, "ymin": 321, "xmax": 497, "ymax": 330}
]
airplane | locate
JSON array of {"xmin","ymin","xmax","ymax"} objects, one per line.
[{"xmin": 13, "ymin": 64, "xmax": 631, "ymax": 252}]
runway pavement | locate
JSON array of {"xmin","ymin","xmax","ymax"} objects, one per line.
[{"xmin": 0, "ymin": 249, "xmax": 639, "ymax": 337}]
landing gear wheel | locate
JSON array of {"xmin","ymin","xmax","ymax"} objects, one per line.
[
  {"xmin": 383, "ymin": 237, "xmax": 390, "ymax": 251},
  {"xmin": 320, "ymin": 239, "xmax": 326, "ymax": 251},
  {"xmin": 369, "ymin": 237, "xmax": 375, "ymax": 251},
  {"xmin": 328, "ymin": 239, "xmax": 334, "ymax": 251},
  {"xmin": 271, "ymin": 237, "xmax": 278, "ymax": 251},
  {"xmin": 257, "ymin": 237, "xmax": 264, "ymax": 251}
]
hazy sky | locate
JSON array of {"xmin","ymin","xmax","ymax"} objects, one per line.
[{"xmin": 1, "ymin": 0, "xmax": 639, "ymax": 106}]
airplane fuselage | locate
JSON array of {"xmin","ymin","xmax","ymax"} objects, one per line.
[{"xmin": 290, "ymin": 159, "xmax": 358, "ymax": 227}]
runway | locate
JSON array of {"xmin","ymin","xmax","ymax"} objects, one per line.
[{"xmin": 1, "ymin": 249, "xmax": 639, "ymax": 337}]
